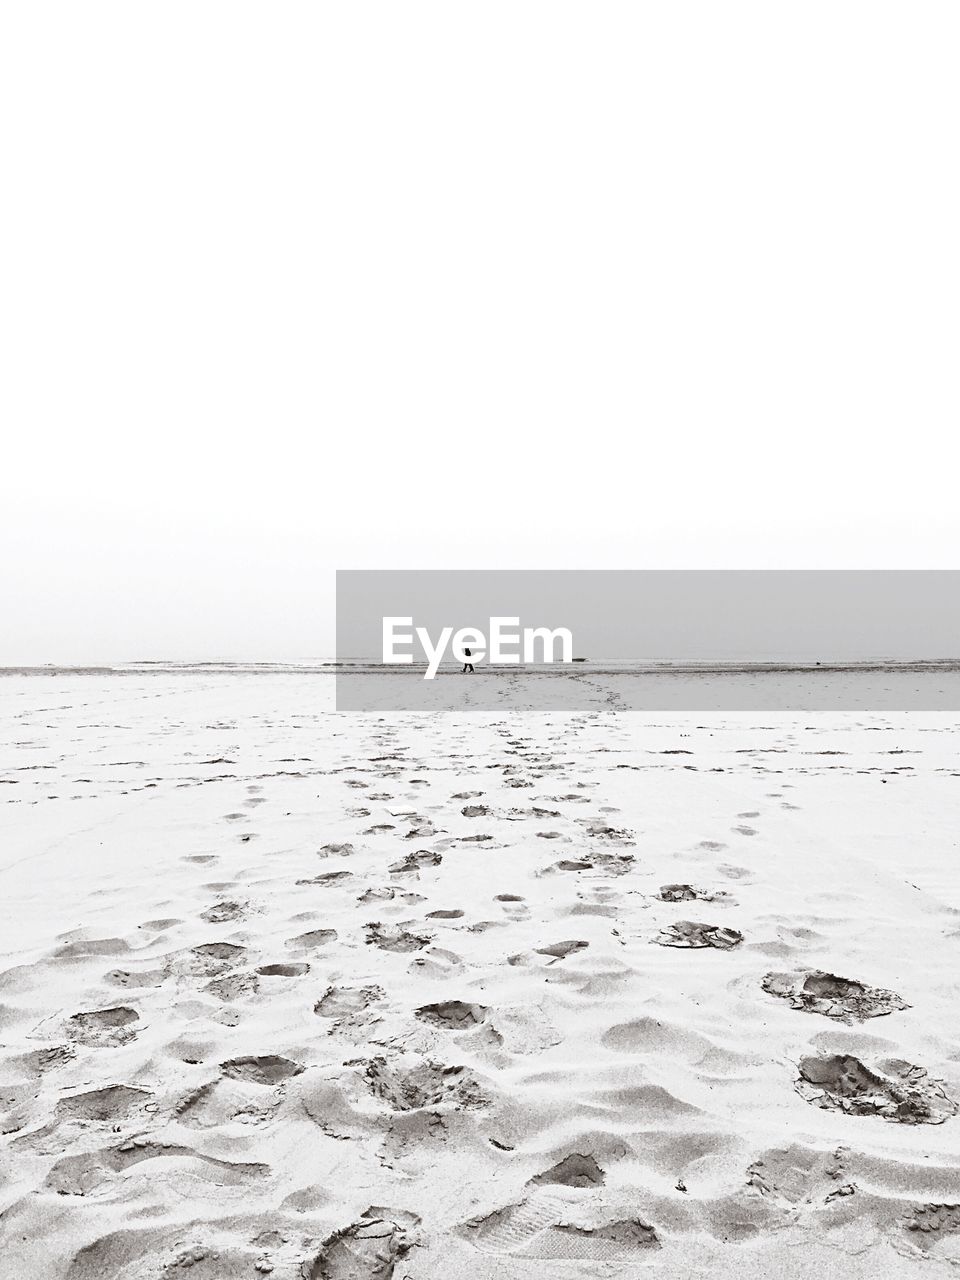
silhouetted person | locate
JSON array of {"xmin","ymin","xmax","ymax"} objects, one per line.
[{"xmin": 461, "ymin": 647, "xmax": 474, "ymax": 674}]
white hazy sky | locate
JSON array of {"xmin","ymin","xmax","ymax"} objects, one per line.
[{"xmin": 2, "ymin": 4, "xmax": 958, "ymax": 664}]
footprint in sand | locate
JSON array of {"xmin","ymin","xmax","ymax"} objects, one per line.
[
  {"xmin": 286, "ymin": 928, "xmax": 337, "ymax": 952},
  {"xmin": 657, "ymin": 884, "xmax": 728, "ymax": 904},
  {"xmin": 58, "ymin": 1084, "xmax": 152, "ymax": 1123},
  {"xmin": 795, "ymin": 1055, "xmax": 957, "ymax": 1124},
  {"xmin": 296, "ymin": 870, "xmax": 353, "ymax": 887},
  {"xmin": 762, "ymin": 971, "xmax": 909, "ymax": 1021},
  {"xmin": 308, "ymin": 1207, "xmax": 420, "ymax": 1280},
  {"xmin": 138, "ymin": 917, "xmax": 181, "ymax": 932},
  {"xmin": 220, "ymin": 1055, "xmax": 304, "ymax": 1084},
  {"xmin": 731, "ymin": 825, "xmax": 757, "ymax": 836},
  {"xmin": 10, "ymin": 1044, "xmax": 76, "ymax": 1075},
  {"xmin": 174, "ymin": 1078, "xmax": 279, "ymax": 1129},
  {"xmin": 256, "ymin": 962, "xmax": 310, "ymax": 977},
  {"xmin": 189, "ymin": 942, "xmax": 249, "ymax": 971},
  {"xmin": 460, "ymin": 1197, "xmax": 659, "ymax": 1259},
  {"xmin": 537, "ymin": 939, "xmax": 589, "ymax": 960},
  {"xmin": 414, "ymin": 1001, "xmax": 489, "ymax": 1031},
  {"xmin": 203, "ymin": 970, "xmax": 260, "ymax": 1001},
  {"xmin": 403, "ymin": 819, "xmax": 437, "ymax": 840},
  {"xmin": 364, "ymin": 1056, "xmax": 488, "ymax": 1112},
  {"xmin": 578, "ymin": 819, "xmax": 635, "ymax": 845},
  {"xmin": 10, "ymin": 1083, "xmax": 154, "ymax": 1154},
  {"xmin": 717, "ymin": 863, "xmax": 753, "ymax": 881},
  {"xmin": 409, "ymin": 946, "xmax": 464, "ymax": 978},
  {"xmin": 389, "ymin": 849, "xmax": 441, "ymax": 875},
  {"xmin": 314, "ymin": 985, "xmax": 385, "ymax": 1020},
  {"xmin": 358, "ymin": 887, "xmax": 396, "ymax": 905},
  {"xmin": 365, "ymin": 923, "xmax": 430, "ymax": 953},
  {"xmin": 656, "ymin": 921, "xmax": 743, "ymax": 949},
  {"xmin": 494, "ymin": 893, "xmax": 528, "ymax": 921},
  {"xmin": 745, "ymin": 1142, "xmax": 854, "ymax": 1207},
  {"xmin": 319, "ymin": 842, "xmax": 357, "ymax": 857},
  {"xmin": 103, "ymin": 967, "xmax": 166, "ymax": 989},
  {"xmin": 527, "ymin": 805, "xmax": 561, "ymax": 819},
  {"xmin": 509, "ymin": 940, "xmax": 589, "ymax": 966},
  {"xmin": 548, "ymin": 854, "xmax": 634, "ymax": 877},
  {"xmin": 67, "ymin": 1006, "xmax": 140, "ymax": 1047},
  {"xmin": 200, "ymin": 900, "xmax": 249, "ymax": 923}
]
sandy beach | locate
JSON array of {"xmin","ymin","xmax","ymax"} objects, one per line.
[
  {"xmin": 2, "ymin": 670, "xmax": 960, "ymax": 1278},
  {"xmin": 6, "ymin": 0, "xmax": 959, "ymax": 1272}
]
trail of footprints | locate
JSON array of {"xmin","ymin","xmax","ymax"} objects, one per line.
[{"xmin": 1, "ymin": 716, "xmax": 957, "ymax": 1276}]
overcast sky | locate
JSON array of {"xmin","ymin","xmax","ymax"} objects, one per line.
[{"xmin": 2, "ymin": 4, "xmax": 958, "ymax": 664}]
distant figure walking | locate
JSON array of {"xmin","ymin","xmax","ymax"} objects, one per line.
[{"xmin": 462, "ymin": 647, "xmax": 474, "ymax": 674}]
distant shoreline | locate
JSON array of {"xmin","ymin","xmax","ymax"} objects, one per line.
[{"xmin": 4, "ymin": 659, "xmax": 960, "ymax": 678}]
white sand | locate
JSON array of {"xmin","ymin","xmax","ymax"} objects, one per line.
[{"xmin": 1, "ymin": 672, "xmax": 960, "ymax": 1278}]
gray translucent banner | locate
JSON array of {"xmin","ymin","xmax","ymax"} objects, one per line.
[{"xmin": 336, "ymin": 570, "xmax": 960, "ymax": 711}]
